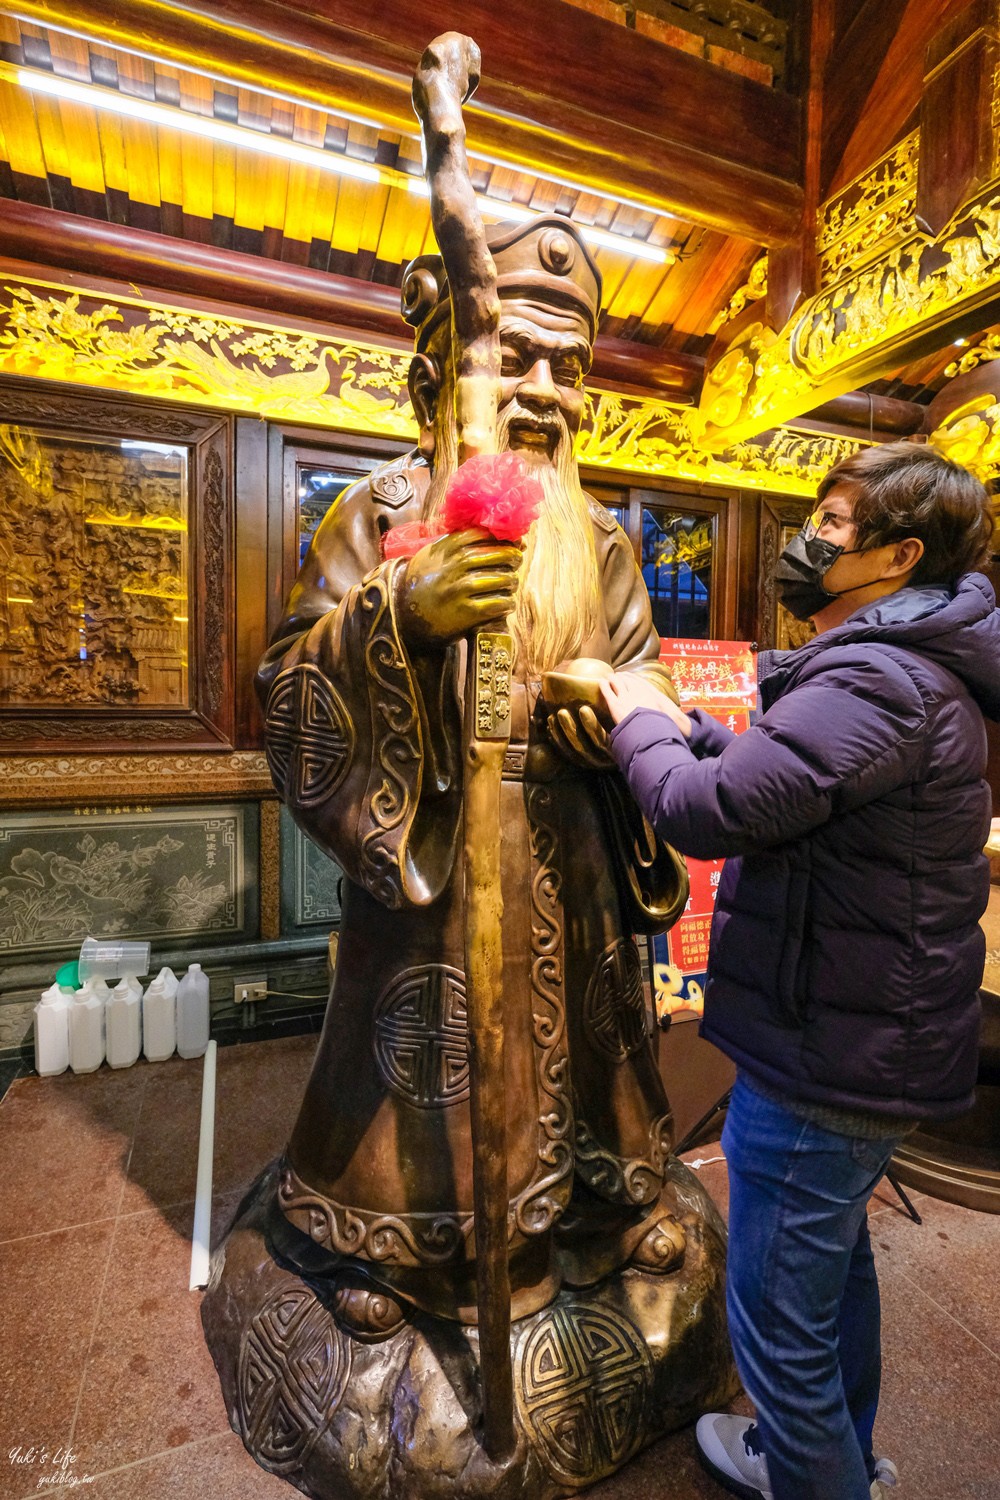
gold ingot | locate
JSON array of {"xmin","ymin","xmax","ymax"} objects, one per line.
[{"xmin": 541, "ymin": 656, "xmax": 615, "ymax": 726}]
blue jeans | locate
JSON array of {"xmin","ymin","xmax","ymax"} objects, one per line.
[{"xmin": 722, "ymin": 1074, "xmax": 904, "ymax": 1500}]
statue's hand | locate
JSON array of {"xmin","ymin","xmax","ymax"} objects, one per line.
[
  {"xmin": 397, "ymin": 529, "xmax": 521, "ymax": 649},
  {"xmin": 546, "ymin": 704, "xmax": 615, "ymax": 770},
  {"xmin": 412, "ymin": 32, "xmax": 481, "ymax": 129}
]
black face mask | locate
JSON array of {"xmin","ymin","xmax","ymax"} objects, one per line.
[{"xmin": 774, "ymin": 526, "xmax": 871, "ymax": 622}]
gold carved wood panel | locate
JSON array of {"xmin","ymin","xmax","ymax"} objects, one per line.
[
  {"xmin": 0, "ymin": 274, "xmax": 872, "ymax": 501},
  {"xmin": 0, "ymin": 429, "xmax": 189, "ymax": 710},
  {"xmin": 0, "ymin": 280, "xmax": 416, "ymax": 436},
  {"xmin": 0, "ymin": 380, "xmax": 234, "ymax": 751}
]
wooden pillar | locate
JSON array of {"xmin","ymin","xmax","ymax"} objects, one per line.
[
  {"xmin": 916, "ymin": 0, "xmax": 1000, "ymax": 236},
  {"xmin": 767, "ymin": 0, "xmax": 830, "ymax": 330}
]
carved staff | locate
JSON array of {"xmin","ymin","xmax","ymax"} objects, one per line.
[{"xmin": 412, "ymin": 32, "xmax": 515, "ymax": 1464}]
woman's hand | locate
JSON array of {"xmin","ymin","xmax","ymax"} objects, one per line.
[{"xmin": 600, "ymin": 673, "xmax": 693, "ymax": 737}]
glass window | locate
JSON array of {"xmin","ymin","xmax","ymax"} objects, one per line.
[
  {"xmin": 297, "ymin": 467, "xmax": 357, "ymax": 567},
  {"xmin": 0, "ymin": 428, "xmax": 189, "ymax": 708},
  {"xmin": 641, "ymin": 507, "xmax": 713, "ymax": 639}
]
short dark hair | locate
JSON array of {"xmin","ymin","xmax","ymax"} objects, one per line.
[{"xmin": 817, "ymin": 440, "xmax": 995, "ymax": 588}]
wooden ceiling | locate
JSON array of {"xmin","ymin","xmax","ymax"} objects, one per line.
[
  {"xmin": 0, "ymin": 11, "xmax": 761, "ymax": 357},
  {"xmin": 0, "ymin": 0, "xmax": 994, "ymax": 423}
]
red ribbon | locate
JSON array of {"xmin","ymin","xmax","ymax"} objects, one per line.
[{"xmin": 381, "ymin": 452, "xmax": 544, "ymax": 560}]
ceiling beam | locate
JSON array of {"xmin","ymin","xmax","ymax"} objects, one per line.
[
  {"xmin": 804, "ymin": 391, "xmax": 927, "ymax": 435},
  {"xmin": 766, "ymin": 0, "xmax": 831, "ymax": 332},
  {"xmin": 588, "ymin": 335, "xmax": 702, "ymax": 401},
  {"xmin": 9, "ymin": 0, "xmax": 804, "ymax": 245},
  {"xmin": 0, "ymin": 197, "xmax": 407, "ymax": 340},
  {"xmin": 0, "ymin": 198, "xmax": 705, "ymax": 396}
]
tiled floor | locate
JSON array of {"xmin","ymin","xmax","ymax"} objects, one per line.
[
  {"xmin": 1, "ymin": 1037, "xmax": 998, "ymax": 1500},
  {"xmin": 0, "ymin": 1056, "xmax": 30, "ymax": 1103}
]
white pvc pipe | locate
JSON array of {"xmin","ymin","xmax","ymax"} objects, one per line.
[{"xmin": 189, "ymin": 1039, "xmax": 217, "ymax": 1290}]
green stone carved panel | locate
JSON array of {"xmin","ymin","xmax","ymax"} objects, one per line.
[
  {"xmin": 0, "ymin": 803, "xmax": 259, "ymax": 959},
  {"xmin": 280, "ymin": 807, "xmax": 341, "ymax": 935}
]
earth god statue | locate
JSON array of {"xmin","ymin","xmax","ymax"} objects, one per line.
[{"xmin": 202, "ymin": 31, "xmax": 736, "ymax": 1500}]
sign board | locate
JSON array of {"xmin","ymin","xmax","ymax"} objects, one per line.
[{"xmin": 652, "ymin": 639, "xmax": 756, "ymax": 1025}]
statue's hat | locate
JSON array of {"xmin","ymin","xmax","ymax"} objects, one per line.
[{"xmin": 401, "ymin": 214, "xmax": 602, "ymax": 351}]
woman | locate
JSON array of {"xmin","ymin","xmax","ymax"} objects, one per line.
[{"xmin": 602, "ymin": 443, "xmax": 1000, "ymax": 1500}]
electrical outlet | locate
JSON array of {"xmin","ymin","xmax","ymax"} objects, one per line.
[{"xmin": 233, "ymin": 977, "xmax": 268, "ymax": 1005}]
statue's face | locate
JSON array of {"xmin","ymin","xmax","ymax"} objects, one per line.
[
  {"xmin": 496, "ymin": 296, "xmax": 592, "ymax": 461},
  {"xmin": 416, "ymin": 290, "xmax": 601, "ymax": 674}
]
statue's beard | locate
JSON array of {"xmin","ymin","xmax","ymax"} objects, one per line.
[{"xmin": 424, "ymin": 393, "xmax": 601, "ymax": 676}]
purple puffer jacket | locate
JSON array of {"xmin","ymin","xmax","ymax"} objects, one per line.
[{"xmin": 610, "ymin": 574, "xmax": 1000, "ymax": 1121}]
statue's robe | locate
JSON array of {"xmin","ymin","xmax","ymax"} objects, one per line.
[{"xmin": 257, "ymin": 451, "xmax": 688, "ymax": 1321}]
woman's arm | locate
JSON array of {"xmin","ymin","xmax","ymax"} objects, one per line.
[{"xmin": 608, "ymin": 653, "xmax": 927, "ymax": 860}]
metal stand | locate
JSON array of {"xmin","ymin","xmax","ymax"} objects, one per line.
[
  {"xmin": 671, "ymin": 1085, "xmax": 924, "ymax": 1229},
  {"xmin": 643, "ymin": 939, "xmax": 921, "ymax": 1227},
  {"xmin": 884, "ymin": 1166, "xmax": 922, "ymax": 1224},
  {"xmin": 673, "ymin": 1087, "xmax": 732, "ymax": 1159}
]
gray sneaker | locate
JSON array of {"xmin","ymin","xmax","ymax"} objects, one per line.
[
  {"xmin": 695, "ymin": 1414, "xmax": 772, "ymax": 1499},
  {"xmin": 871, "ymin": 1455, "xmax": 900, "ymax": 1498}
]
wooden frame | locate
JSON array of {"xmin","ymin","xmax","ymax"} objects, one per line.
[
  {"xmin": 229, "ymin": 422, "xmax": 410, "ymax": 752},
  {"xmin": 757, "ymin": 492, "xmax": 812, "ymax": 650},
  {"xmin": 583, "ymin": 467, "xmax": 758, "ymax": 643},
  {"xmin": 0, "ymin": 378, "xmax": 234, "ymax": 752},
  {"xmin": 266, "ymin": 424, "xmax": 410, "ymax": 641},
  {"xmin": 629, "ymin": 487, "xmax": 728, "ymax": 642}
]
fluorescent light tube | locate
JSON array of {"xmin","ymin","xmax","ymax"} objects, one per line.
[
  {"xmin": 17, "ymin": 67, "xmax": 381, "ymax": 183},
  {"xmin": 15, "ymin": 66, "xmax": 668, "ymax": 262},
  {"xmin": 408, "ymin": 177, "xmax": 668, "ymax": 263}
]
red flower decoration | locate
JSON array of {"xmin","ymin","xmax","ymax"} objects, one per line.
[
  {"xmin": 440, "ymin": 452, "xmax": 544, "ymax": 542},
  {"xmin": 381, "ymin": 521, "xmax": 448, "ymax": 560}
]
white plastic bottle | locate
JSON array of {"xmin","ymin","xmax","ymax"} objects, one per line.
[
  {"xmin": 176, "ymin": 963, "xmax": 210, "ymax": 1059},
  {"xmin": 106, "ymin": 976, "xmax": 143, "ymax": 1069},
  {"xmin": 92, "ymin": 977, "xmax": 111, "ymax": 1056},
  {"xmin": 142, "ymin": 974, "xmax": 176, "ymax": 1062},
  {"xmin": 69, "ymin": 979, "xmax": 106, "ymax": 1073},
  {"xmin": 153, "ymin": 966, "xmax": 179, "ymax": 1001},
  {"xmin": 33, "ymin": 982, "xmax": 72, "ymax": 1076}
]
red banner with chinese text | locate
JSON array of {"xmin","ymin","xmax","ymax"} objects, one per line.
[{"xmin": 652, "ymin": 639, "xmax": 756, "ymax": 1024}]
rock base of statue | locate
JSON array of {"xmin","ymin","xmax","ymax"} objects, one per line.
[{"xmin": 201, "ymin": 1159, "xmax": 737, "ymax": 1500}]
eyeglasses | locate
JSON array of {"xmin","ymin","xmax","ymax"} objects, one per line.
[{"xmin": 803, "ymin": 506, "xmax": 855, "ymax": 541}]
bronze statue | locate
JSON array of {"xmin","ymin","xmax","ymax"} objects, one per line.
[{"xmin": 202, "ymin": 32, "xmax": 735, "ymax": 1499}]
